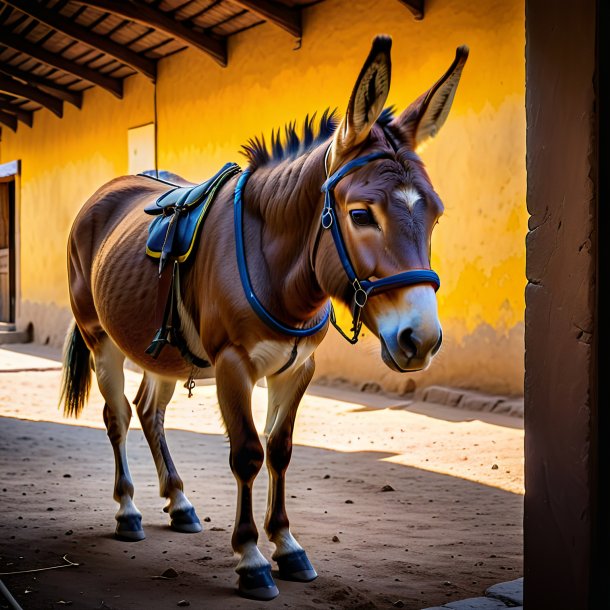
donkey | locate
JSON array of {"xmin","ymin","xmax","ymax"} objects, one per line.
[{"xmin": 61, "ymin": 36, "xmax": 468, "ymax": 600}]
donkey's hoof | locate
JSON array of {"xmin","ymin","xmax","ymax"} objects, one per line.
[
  {"xmin": 275, "ymin": 550, "xmax": 317, "ymax": 582},
  {"xmin": 115, "ymin": 515, "xmax": 145, "ymax": 541},
  {"xmin": 170, "ymin": 506, "xmax": 202, "ymax": 533},
  {"xmin": 237, "ymin": 565, "xmax": 279, "ymax": 601}
]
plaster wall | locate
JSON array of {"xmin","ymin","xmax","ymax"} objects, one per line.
[{"xmin": 0, "ymin": 0, "xmax": 525, "ymax": 394}]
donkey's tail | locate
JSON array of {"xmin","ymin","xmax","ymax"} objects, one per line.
[{"xmin": 60, "ymin": 321, "xmax": 92, "ymax": 418}]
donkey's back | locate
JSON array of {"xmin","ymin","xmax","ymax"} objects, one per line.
[{"xmin": 68, "ymin": 173, "xmax": 210, "ymax": 379}]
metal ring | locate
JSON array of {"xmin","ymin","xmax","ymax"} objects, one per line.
[
  {"xmin": 354, "ymin": 288, "xmax": 368, "ymax": 308},
  {"xmin": 321, "ymin": 208, "xmax": 333, "ymax": 229}
]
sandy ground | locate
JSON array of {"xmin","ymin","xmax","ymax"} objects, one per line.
[{"xmin": 0, "ymin": 344, "xmax": 523, "ymax": 610}]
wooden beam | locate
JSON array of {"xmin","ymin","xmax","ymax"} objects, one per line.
[
  {"xmin": 3, "ymin": 0, "xmax": 157, "ymax": 81},
  {"xmin": 0, "ymin": 62, "xmax": 83, "ymax": 108},
  {"xmin": 0, "ymin": 29, "xmax": 123, "ymax": 98},
  {"xmin": 232, "ymin": 0, "xmax": 301, "ymax": 38},
  {"xmin": 0, "ymin": 100, "xmax": 33, "ymax": 126},
  {"xmin": 0, "ymin": 75, "xmax": 63, "ymax": 117},
  {"xmin": 76, "ymin": 0, "xmax": 227, "ymax": 67},
  {"xmin": 0, "ymin": 109, "xmax": 17, "ymax": 132},
  {"xmin": 398, "ymin": 0, "xmax": 424, "ymax": 20}
]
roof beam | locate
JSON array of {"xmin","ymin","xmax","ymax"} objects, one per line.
[
  {"xmin": 0, "ymin": 62, "xmax": 83, "ymax": 108},
  {"xmin": 76, "ymin": 0, "xmax": 227, "ymax": 67},
  {"xmin": 0, "ymin": 109, "xmax": 18, "ymax": 132},
  {"xmin": 0, "ymin": 75, "xmax": 63, "ymax": 117},
  {"xmin": 232, "ymin": 0, "xmax": 301, "ymax": 38},
  {"xmin": 0, "ymin": 100, "xmax": 33, "ymax": 126},
  {"xmin": 397, "ymin": 0, "xmax": 424, "ymax": 20},
  {"xmin": 3, "ymin": 0, "xmax": 156, "ymax": 81},
  {"xmin": 0, "ymin": 29, "xmax": 123, "ymax": 98}
]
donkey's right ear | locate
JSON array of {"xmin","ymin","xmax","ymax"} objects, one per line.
[{"xmin": 330, "ymin": 35, "xmax": 392, "ymax": 170}]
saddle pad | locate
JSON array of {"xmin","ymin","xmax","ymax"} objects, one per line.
[{"xmin": 144, "ymin": 162, "xmax": 240, "ymax": 270}]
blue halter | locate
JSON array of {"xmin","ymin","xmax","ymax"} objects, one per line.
[
  {"xmin": 234, "ymin": 170, "xmax": 331, "ymax": 337},
  {"xmin": 233, "ymin": 149, "xmax": 440, "ymax": 343},
  {"xmin": 320, "ymin": 149, "xmax": 440, "ymax": 343}
]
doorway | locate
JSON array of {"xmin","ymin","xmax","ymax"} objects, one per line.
[{"xmin": 0, "ymin": 176, "xmax": 15, "ymax": 325}]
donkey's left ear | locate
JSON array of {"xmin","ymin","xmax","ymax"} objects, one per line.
[
  {"xmin": 391, "ymin": 45, "xmax": 469, "ymax": 150},
  {"xmin": 332, "ymin": 35, "xmax": 392, "ymax": 163}
]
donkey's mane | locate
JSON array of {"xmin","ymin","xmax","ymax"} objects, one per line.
[{"xmin": 240, "ymin": 106, "xmax": 397, "ymax": 168}]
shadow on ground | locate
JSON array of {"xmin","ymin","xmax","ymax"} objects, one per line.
[{"xmin": 0, "ymin": 417, "xmax": 522, "ymax": 610}]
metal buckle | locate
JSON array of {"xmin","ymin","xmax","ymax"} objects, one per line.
[
  {"xmin": 321, "ymin": 208, "xmax": 333, "ymax": 229},
  {"xmin": 352, "ymin": 279, "xmax": 368, "ymax": 308}
]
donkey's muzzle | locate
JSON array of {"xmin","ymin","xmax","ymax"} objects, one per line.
[{"xmin": 378, "ymin": 285, "xmax": 442, "ymax": 372}]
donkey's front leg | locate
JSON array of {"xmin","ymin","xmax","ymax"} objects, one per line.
[
  {"xmin": 265, "ymin": 356, "xmax": 317, "ymax": 582},
  {"xmin": 134, "ymin": 373, "xmax": 201, "ymax": 533},
  {"xmin": 215, "ymin": 345, "xmax": 279, "ymax": 601}
]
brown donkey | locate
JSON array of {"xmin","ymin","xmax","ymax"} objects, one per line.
[{"xmin": 62, "ymin": 36, "xmax": 468, "ymax": 600}]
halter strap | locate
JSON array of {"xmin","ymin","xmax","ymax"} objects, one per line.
[
  {"xmin": 320, "ymin": 147, "xmax": 440, "ymax": 343},
  {"xmin": 234, "ymin": 142, "xmax": 440, "ymax": 344},
  {"xmin": 234, "ymin": 169, "xmax": 331, "ymax": 337}
]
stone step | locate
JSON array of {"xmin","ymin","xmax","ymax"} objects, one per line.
[
  {"xmin": 419, "ymin": 385, "xmax": 524, "ymax": 418},
  {"xmin": 0, "ymin": 322, "xmax": 16, "ymax": 331},
  {"xmin": 0, "ymin": 324, "xmax": 32, "ymax": 345}
]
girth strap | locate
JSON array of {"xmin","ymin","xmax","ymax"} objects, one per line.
[{"xmin": 145, "ymin": 261, "xmax": 210, "ymax": 369}]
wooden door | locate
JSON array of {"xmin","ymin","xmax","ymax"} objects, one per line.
[{"xmin": 0, "ymin": 180, "xmax": 14, "ymax": 323}]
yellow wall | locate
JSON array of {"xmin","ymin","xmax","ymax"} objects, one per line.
[
  {"xmin": 0, "ymin": 0, "xmax": 525, "ymax": 394},
  {"xmin": 1, "ymin": 75, "xmax": 154, "ymax": 345}
]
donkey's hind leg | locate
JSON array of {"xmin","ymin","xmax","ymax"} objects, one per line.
[
  {"xmin": 94, "ymin": 338, "xmax": 144, "ymax": 541},
  {"xmin": 265, "ymin": 356, "xmax": 317, "ymax": 582},
  {"xmin": 134, "ymin": 373, "xmax": 201, "ymax": 533}
]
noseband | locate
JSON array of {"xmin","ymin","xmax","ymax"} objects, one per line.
[{"xmin": 234, "ymin": 146, "xmax": 440, "ymax": 343}]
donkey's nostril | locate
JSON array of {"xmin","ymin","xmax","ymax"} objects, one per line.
[{"xmin": 398, "ymin": 327, "xmax": 418, "ymax": 359}]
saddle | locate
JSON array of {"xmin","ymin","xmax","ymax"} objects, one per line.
[
  {"xmin": 139, "ymin": 162, "xmax": 241, "ymax": 377},
  {"xmin": 144, "ymin": 162, "xmax": 241, "ymax": 274}
]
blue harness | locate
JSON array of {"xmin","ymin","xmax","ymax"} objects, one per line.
[
  {"xmin": 234, "ymin": 148, "xmax": 441, "ymax": 344},
  {"xmin": 143, "ymin": 144, "xmax": 441, "ymax": 374}
]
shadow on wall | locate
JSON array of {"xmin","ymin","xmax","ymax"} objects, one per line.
[
  {"xmin": 18, "ymin": 300, "xmax": 73, "ymax": 348},
  {"xmin": 17, "ymin": 301, "xmax": 524, "ymax": 397}
]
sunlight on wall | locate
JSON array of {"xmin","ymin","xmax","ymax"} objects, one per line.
[
  {"xmin": 0, "ymin": 76, "xmax": 154, "ymax": 345},
  {"xmin": 0, "ymin": 0, "xmax": 525, "ymax": 393}
]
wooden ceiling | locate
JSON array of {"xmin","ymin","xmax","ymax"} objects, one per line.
[{"xmin": 0, "ymin": 0, "xmax": 423, "ymax": 134}]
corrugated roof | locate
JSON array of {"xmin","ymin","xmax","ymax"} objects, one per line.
[{"xmin": 0, "ymin": 0, "xmax": 423, "ymax": 134}]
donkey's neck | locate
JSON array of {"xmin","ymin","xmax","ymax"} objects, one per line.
[{"xmin": 243, "ymin": 144, "xmax": 329, "ymax": 323}]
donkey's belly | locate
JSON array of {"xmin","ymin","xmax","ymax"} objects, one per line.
[{"xmin": 91, "ymin": 206, "xmax": 210, "ymax": 380}]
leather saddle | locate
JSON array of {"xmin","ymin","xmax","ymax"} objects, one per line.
[{"xmin": 143, "ymin": 162, "xmax": 241, "ymax": 273}]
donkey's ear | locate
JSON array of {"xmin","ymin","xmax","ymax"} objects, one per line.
[
  {"xmin": 332, "ymin": 35, "xmax": 392, "ymax": 161},
  {"xmin": 391, "ymin": 45, "xmax": 469, "ymax": 150}
]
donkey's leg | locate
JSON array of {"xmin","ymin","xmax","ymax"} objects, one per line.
[
  {"xmin": 265, "ymin": 356, "xmax": 317, "ymax": 582},
  {"xmin": 215, "ymin": 345, "xmax": 279, "ymax": 601},
  {"xmin": 134, "ymin": 373, "xmax": 201, "ymax": 533},
  {"xmin": 94, "ymin": 338, "xmax": 144, "ymax": 541}
]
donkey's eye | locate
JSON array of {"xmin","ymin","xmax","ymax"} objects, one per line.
[{"xmin": 350, "ymin": 209, "xmax": 375, "ymax": 226}]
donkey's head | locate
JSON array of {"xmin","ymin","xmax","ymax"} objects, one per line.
[{"xmin": 317, "ymin": 36, "xmax": 468, "ymax": 372}]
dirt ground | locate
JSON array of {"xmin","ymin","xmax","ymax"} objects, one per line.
[{"xmin": 0, "ymin": 344, "xmax": 523, "ymax": 610}]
